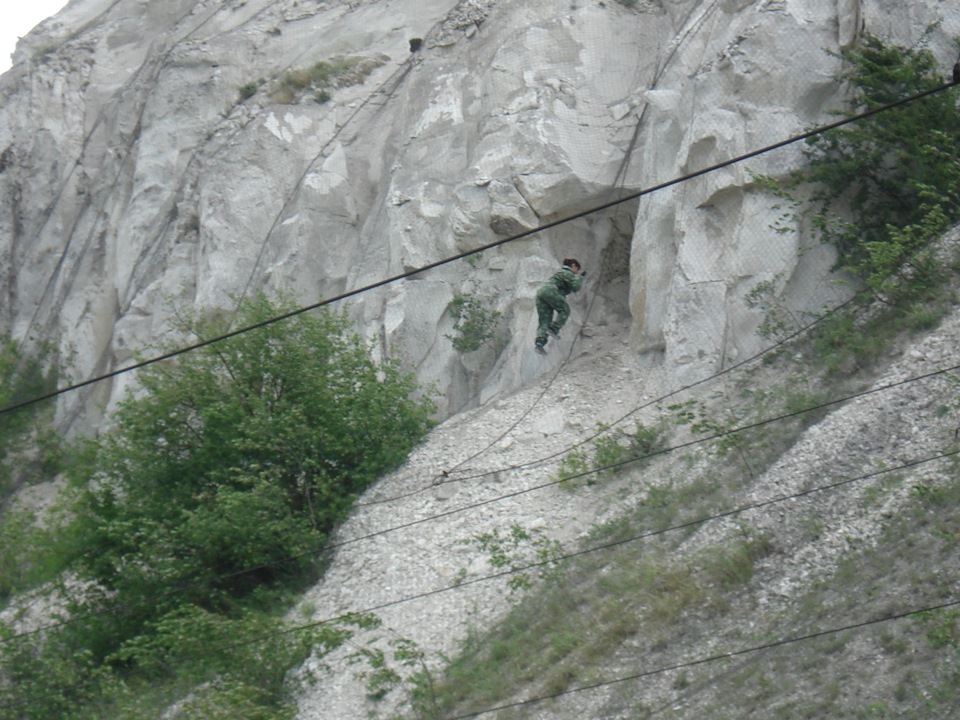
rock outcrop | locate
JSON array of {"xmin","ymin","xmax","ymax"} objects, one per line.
[{"xmin": 2, "ymin": 0, "xmax": 958, "ymax": 430}]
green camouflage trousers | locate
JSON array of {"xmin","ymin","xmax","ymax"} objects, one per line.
[{"xmin": 535, "ymin": 284, "xmax": 570, "ymax": 345}]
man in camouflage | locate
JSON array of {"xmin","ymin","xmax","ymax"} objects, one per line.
[{"xmin": 534, "ymin": 258, "xmax": 585, "ymax": 354}]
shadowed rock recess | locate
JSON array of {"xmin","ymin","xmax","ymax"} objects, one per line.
[{"xmin": 2, "ymin": 0, "xmax": 960, "ymax": 718}]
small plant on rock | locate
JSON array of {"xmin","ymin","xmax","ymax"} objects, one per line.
[
  {"xmin": 445, "ymin": 285, "xmax": 502, "ymax": 353},
  {"xmin": 270, "ymin": 55, "xmax": 386, "ymax": 105},
  {"xmin": 745, "ymin": 273, "xmax": 806, "ymax": 342},
  {"xmin": 238, "ymin": 81, "xmax": 259, "ymax": 101},
  {"xmin": 350, "ymin": 634, "xmax": 440, "ymax": 718},
  {"xmin": 556, "ymin": 420, "xmax": 665, "ymax": 487},
  {"xmin": 463, "ymin": 523, "xmax": 565, "ymax": 593}
]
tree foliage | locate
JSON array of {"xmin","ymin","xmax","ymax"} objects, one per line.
[
  {"xmin": 782, "ymin": 33, "xmax": 960, "ymax": 298},
  {"xmin": 0, "ymin": 609, "xmax": 379, "ymax": 720},
  {"xmin": 66, "ymin": 294, "xmax": 435, "ymax": 657},
  {"xmin": 0, "ymin": 295, "xmax": 434, "ymax": 720},
  {"xmin": 0, "ymin": 334, "xmax": 57, "ymax": 494}
]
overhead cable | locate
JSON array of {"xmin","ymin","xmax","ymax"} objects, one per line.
[{"xmin": 5, "ymin": 415, "xmax": 957, "ymax": 647}]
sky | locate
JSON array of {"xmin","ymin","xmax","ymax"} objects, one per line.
[{"xmin": 1, "ymin": 1, "xmax": 70, "ymax": 75}]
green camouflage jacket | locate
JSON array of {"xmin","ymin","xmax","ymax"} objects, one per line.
[{"xmin": 542, "ymin": 266, "xmax": 584, "ymax": 296}]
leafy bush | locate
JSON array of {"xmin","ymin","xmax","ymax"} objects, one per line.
[
  {"xmin": 0, "ymin": 295, "xmax": 434, "ymax": 719},
  {"xmin": 238, "ymin": 81, "xmax": 259, "ymax": 101},
  {"xmin": 271, "ymin": 55, "xmax": 386, "ymax": 104},
  {"xmin": 555, "ymin": 446, "xmax": 591, "ymax": 485},
  {"xmin": 111, "ymin": 605, "xmax": 372, "ymax": 692},
  {"xmin": 749, "ymin": 34, "xmax": 960, "ymax": 375},
  {"xmin": 66, "ymin": 294, "xmax": 435, "ymax": 658},
  {"xmin": 0, "ymin": 505, "xmax": 72, "ymax": 600},
  {"xmin": 0, "ymin": 610, "xmax": 378, "ymax": 720},
  {"xmin": 350, "ymin": 635, "xmax": 437, "ymax": 715},
  {"xmin": 0, "ymin": 624, "xmax": 105, "ymax": 720},
  {"xmin": 0, "ymin": 335, "xmax": 70, "ymax": 603},
  {"xmin": 745, "ymin": 273, "xmax": 806, "ymax": 342},
  {"xmin": 463, "ymin": 524, "xmax": 565, "ymax": 594},
  {"xmin": 774, "ymin": 34, "xmax": 960, "ymax": 299},
  {"xmin": 0, "ymin": 334, "xmax": 58, "ymax": 494},
  {"xmin": 445, "ymin": 289, "xmax": 502, "ymax": 353}
]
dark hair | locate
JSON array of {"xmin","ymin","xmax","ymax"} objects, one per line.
[{"xmin": 562, "ymin": 258, "xmax": 581, "ymax": 269}]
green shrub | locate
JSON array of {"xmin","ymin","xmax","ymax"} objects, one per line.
[
  {"xmin": 745, "ymin": 273, "xmax": 806, "ymax": 342},
  {"xmin": 280, "ymin": 67, "xmax": 313, "ymax": 91},
  {"xmin": 0, "ymin": 625, "xmax": 105, "ymax": 720},
  {"xmin": 919, "ymin": 608, "xmax": 960, "ymax": 650},
  {"xmin": 702, "ymin": 527, "xmax": 773, "ymax": 590},
  {"xmin": 271, "ymin": 55, "xmax": 385, "ymax": 104},
  {"xmin": 0, "ymin": 336, "xmax": 57, "ymax": 486},
  {"xmin": 749, "ymin": 35, "xmax": 960, "ymax": 378},
  {"xmin": 0, "ymin": 336, "xmax": 67, "ymax": 600},
  {"xmin": 771, "ymin": 33, "xmax": 960, "ymax": 300},
  {"xmin": 590, "ymin": 420, "xmax": 663, "ymax": 476},
  {"xmin": 464, "ymin": 524, "xmax": 565, "ymax": 593},
  {"xmin": 110, "ymin": 605, "xmax": 373, "ymax": 691},
  {"xmin": 0, "ymin": 294, "xmax": 433, "ymax": 719},
  {"xmin": 0, "ymin": 505, "xmax": 72, "ymax": 600},
  {"xmin": 556, "ymin": 420, "xmax": 665, "ymax": 487},
  {"xmin": 555, "ymin": 446, "xmax": 591, "ymax": 485},
  {"xmin": 65, "ymin": 293, "xmax": 435, "ymax": 658},
  {"xmin": 0, "ymin": 610, "xmax": 377, "ymax": 720},
  {"xmin": 349, "ymin": 635, "xmax": 437, "ymax": 714},
  {"xmin": 445, "ymin": 289, "xmax": 501, "ymax": 353}
]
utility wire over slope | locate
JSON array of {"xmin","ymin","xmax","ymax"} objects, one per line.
[
  {"xmin": 2, "ymin": 78, "xmax": 958, "ymax": 662},
  {"xmin": 4, "ymin": 357, "xmax": 957, "ymax": 646},
  {"xmin": 2, "ymin": 444, "xmax": 956, "ymax": 711}
]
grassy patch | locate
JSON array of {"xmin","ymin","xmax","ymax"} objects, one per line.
[
  {"xmin": 427, "ymin": 523, "xmax": 772, "ymax": 718},
  {"xmin": 268, "ymin": 55, "xmax": 386, "ymax": 105}
]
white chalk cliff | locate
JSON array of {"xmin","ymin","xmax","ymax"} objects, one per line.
[{"xmin": 6, "ymin": 0, "xmax": 955, "ymax": 432}]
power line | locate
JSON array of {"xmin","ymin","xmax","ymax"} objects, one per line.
[
  {"xmin": 2, "ymin": 73, "xmax": 957, "ymax": 680},
  {"xmin": 1, "ymin": 32, "xmax": 957, "ymax": 718},
  {"xmin": 13, "ymin": 358, "xmax": 960, "ymax": 637},
  {"xmin": 0, "ymin": 299, "xmax": 860, "ymax": 642},
  {"xmin": 0, "ymin": 276, "xmax": 871, "ymax": 645},
  {"xmin": 2, "ymin": 79, "xmax": 956, "ymax": 420},
  {"xmin": 5, "ymin": 366, "xmax": 956, "ymax": 647},
  {"xmin": 0, "ymin": 103, "xmax": 877, "ymax": 645},
  {"xmin": 331, "ymin": 361, "xmax": 960, "ymax": 552},
  {"xmin": 283, "ymin": 448, "xmax": 959, "ymax": 640}
]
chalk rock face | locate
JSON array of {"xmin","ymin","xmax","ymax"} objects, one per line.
[
  {"xmin": 628, "ymin": 0, "xmax": 958, "ymax": 386},
  {"xmin": 0, "ymin": 0, "xmax": 958, "ymax": 430}
]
